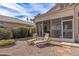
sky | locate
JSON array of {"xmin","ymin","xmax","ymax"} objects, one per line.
[{"xmin": 0, "ymin": 3, "xmax": 56, "ymax": 21}]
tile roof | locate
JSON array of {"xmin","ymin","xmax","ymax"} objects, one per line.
[{"xmin": 0, "ymin": 15, "xmax": 34, "ymax": 26}]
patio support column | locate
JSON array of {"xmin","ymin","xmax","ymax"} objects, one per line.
[
  {"xmin": 61, "ymin": 18, "xmax": 63, "ymax": 41},
  {"xmin": 38, "ymin": 23, "xmax": 40, "ymax": 36},
  {"xmin": 73, "ymin": 10, "xmax": 78, "ymax": 42},
  {"xmin": 50, "ymin": 20, "xmax": 52, "ymax": 37},
  {"xmin": 35, "ymin": 24, "xmax": 37, "ymax": 34},
  {"xmin": 41, "ymin": 21, "xmax": 44, "ymax": 37},
  {"xmin": 73, "ymin": 15, "xmax": 75, "ymax": 42}
]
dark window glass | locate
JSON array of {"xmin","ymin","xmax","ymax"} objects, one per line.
[
  {"xmin": 78, "ymin": 19, "xmax": 79, "ymax": 34},
  {"xmin": 60, "ymin": 4, "xmax": 64, "ymax": 9},
  {"xmin": 64, "ymin": 3, "xmax": 69, "ymax": 7},
  {"xmin": 63, "ymin": 21, "xmax": 72, "ymax": 38},
  {"xmin": 78, "ymin": 13, "xmax": 79, "ymax": 17},
  {"xmin": 51, "ymin": 19, "xmax": 61, "ymax": 38}
]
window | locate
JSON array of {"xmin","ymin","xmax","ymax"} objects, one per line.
[
  {"xmin": 60, "ymin": 4, "xmax": 64, "ymax": 9},
  {"xmin": 78, "ymin": 19, "xmax": 79, "ymax": 34},
  {"xmin": 51, "ymin": 19, "xmax": 61, "ymax": 38},
  {"xmin": 63, "ymin": 21, "xmax": 72, "ymax": 38},
  {"xmin": 64, "ymin": 3, "xmax": 70, "ymax": 7},
  {"xmin": 0, "ymin": 24, "xmax": 5, "ymax": 28},
  {"xmin": 78, "ymin": 13, "xmax": 79, "ymax": 17}
]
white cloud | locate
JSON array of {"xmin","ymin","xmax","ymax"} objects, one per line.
[
  {"xmin": 0, "ymin": 3, "xmax": 24, "ymax": 11},
  {"xmin": 0, "ymin": 3, "xmax": 54, "ymax": 21},
  {"xmin": 0, "ymin": 3, "xmax": 34, "ymax": 19},
  {"xmin": 29, "ymin": 3, "xmax": 53, "ymax": 14},
  {"xmin": 0, "ymin": 9, "xmax": 16, "ymax": 17}
]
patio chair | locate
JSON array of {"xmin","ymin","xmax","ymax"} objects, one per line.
[
  {"xmin": 33, "ymin": 33, "xmax": 50, "ymax": 47},
  {"xmin": 27, "ymin": 33, "xmax": 38, "ymax": 45}
]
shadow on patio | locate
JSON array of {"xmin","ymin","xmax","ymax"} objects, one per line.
[
  {"xmin": 15, "ymin": 37, "xmax": 32, "ymax": 41},
  {"xmin": 35, "ymin": 43, "xmax": 63, "ymax": 48}
]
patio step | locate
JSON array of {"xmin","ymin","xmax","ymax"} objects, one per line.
[
  {"xmin": 50, "ymin": 41, "xmax": 79, "ymax": 48},
  {"xmin": 60, "ymin": 42, "xmax": 79, "ymax": 48}
]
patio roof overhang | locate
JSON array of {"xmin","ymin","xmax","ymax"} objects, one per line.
[{"xmin": 34, "ymin": 3, "xmax": 76, "ymax": 23}]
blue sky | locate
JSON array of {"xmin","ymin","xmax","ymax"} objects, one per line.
[{"xmin": 0, "ymin": 3, "xmax": 56, "ymax": 21}]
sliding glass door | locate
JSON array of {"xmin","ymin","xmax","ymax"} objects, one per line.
[{"xmin": 62, "ymin": 20, "xmax": 73, "ymax": 39}]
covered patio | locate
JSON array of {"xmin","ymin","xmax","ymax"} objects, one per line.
[
  {"xmin": 34, "ymin": 3, "xmax": 79, "ymax": 43},
  {"xmin": 36, "ymin": 15, "xmax": 74, "ymax": 42}
]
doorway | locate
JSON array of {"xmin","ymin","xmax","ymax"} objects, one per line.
[{"xmin": 62, "ymin": 19, "xmax": 74, "ymax": 42}]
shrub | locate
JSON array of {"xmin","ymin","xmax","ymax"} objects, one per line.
[
  {"xmin": 12, "ymin": 26, "xmax": 28, "ymax": 38},
  {"xmin": 0, "ymin": 28, "xmax": 12, "ymax": 39},
  {"xmin": 12, "ymin": 26, "xmax": 36, "ymax": 38},
  {"xmin": 0, "ymin": 39, "xmax": 15, "ymax": 46}
]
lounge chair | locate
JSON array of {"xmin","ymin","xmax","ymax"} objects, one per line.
[
  {"xmin": 33, "ymin": 33, "xmax": 50, "ymax": 47},
  {"xmin": 27, "ymin": 33, "xmax": 38, "ymax": 45}
]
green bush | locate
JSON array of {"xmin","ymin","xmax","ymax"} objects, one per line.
[
  {"xmin": 12, "ymin": 26, "xmax": 28, "ymax": 38},
  {"xmin": 0, "ymin": 39, "xmax": 15, "ymax": 46},
  {"xmin": 12, "ymin": 26, "xmax": 36, "ymax": 38},
  {"xmin": 0, "ymin": 28, "xmax": 12, "ymax": 39}
]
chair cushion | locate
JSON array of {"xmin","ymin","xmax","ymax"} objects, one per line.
[
  {"xmin": 27, "ymin": 39, "xmax": 36, "ymax": 42},
  {"xmin": 33, "ymin": 40, "xmax": 47, "ymax": 44}
]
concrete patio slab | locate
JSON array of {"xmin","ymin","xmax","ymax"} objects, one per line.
[{"xmin": 0, "ymin": 38, "xmax": 79, "ymax": 56}]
